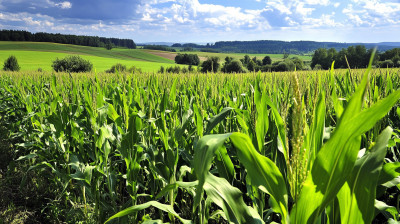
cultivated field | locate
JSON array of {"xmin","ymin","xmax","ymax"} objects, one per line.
[
  {"xmin": 1, "ymin": 64, "xmax": 400, "ymax": 223},
  {"xmin": 0, "ymin": 41, "xmax": 310, "ymax": 73},
  {"xmin": 0, "ymin": 41, "xmax": 176, "ymax": 72}
]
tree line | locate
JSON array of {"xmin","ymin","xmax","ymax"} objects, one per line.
[
  {"xmin": 311, "ymin": 46, "xmax": 400, "ymax": 69},
  {"xmin": 143, "ymin": 45, "xmax": 176, "ymax": 52},
  {"xmin": 172, "ymin": 53, "xmax": 305, "ymax": 73},
  {"xmin": 168, "ymin": 40, "xmax": 399, "ymax": 54},
  {"xmin": 0, "ymin": 30, "xmax": 136, "ymax": 49}
]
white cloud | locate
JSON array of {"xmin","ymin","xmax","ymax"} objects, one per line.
[
  {"xmin": 140, "ymin": 0, "xmax": 269, "ymax": 30},
  {"xmin": 55, "ymin": 1, "xmax": 72, "ymax": 9},
  {"xmin": 343, "ymin": 1, "xmax": 400, "ymax": 26},
  {"xmin": 23, "ymin": 17, "xmax": 41, "ymax": 26}
]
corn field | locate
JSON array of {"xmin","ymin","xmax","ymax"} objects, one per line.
[{"xmin": 1, "ymin": 62, "xmax": 400, "ymax": 223}]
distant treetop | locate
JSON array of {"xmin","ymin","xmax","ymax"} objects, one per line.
[{"xmin": 0, "ymin": 29, "xmax": 136, "ymax": 49}]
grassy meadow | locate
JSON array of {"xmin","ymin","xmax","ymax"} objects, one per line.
[
  {"xmin": 1, "ymin": 63, "xmax": 400, "ymax": 223},
  {"xmin": 0, "ymin": 41, "xmax": 176, "ymax": 72},
  {"xmin": 0, "ymin": 41, "xmax": 311, "ymax": 73}
]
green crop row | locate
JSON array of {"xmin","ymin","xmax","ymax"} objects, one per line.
[{"xmin": 1, "ymin": 63, "xmax": 400, "ymax": 223}]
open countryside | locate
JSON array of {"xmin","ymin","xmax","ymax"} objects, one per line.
[{"xmin": 1, "ymin": 1, "xmax": 400, "ymax": 224}]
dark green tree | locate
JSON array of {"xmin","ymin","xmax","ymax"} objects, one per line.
[
  {"xmin": 262, "ymin": 56, "xmax": 272, "ymax": 65},
  {"xmin": 52, "ymin": 55, "xmax": 93, "ymax": 73},
  {"xmin": 291, "ymin": 57, "xmax": 304, "ymax": 70},
  {"xmin": 105, "ymin": 41, "xmax": 113, "ymax": 50},
  {"xmin": 283, "ymin": 52, "xmax": 289, "ymax": 59},
  {"xmin": 201, "ymin": 57, "xmax": 220, "ymax": 73},
  {"xmin": 243, "ymin": 55, "xmax": 251, "ymax": 65},
  {"xmin": 224, "ymin": 60, "xmax": 246, "ymax": 73},
  {"xmin": 247, "ymin": 60, "xmax": 256, "ymax": 72},
  {"xmin": 3, "ymin": 55, "xmax": 20, "ymax": 71}
]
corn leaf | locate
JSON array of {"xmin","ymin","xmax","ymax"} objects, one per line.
[{"xmin": 337, "ymin": 127, "xmax": 392, "ymax": 224}]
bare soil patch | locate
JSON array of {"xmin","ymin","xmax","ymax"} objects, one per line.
[
  {"xmin": 143, "ymin": 50, "xmax": 177, "ymax": 61},
  {"xmin": 143, "ymin": 50, "xmax": 208, "ymax": 62}
]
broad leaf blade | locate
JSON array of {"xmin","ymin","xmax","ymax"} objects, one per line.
[{"xmin": 338, "ymin": 127, "xmax": 392, "ymax": 224}]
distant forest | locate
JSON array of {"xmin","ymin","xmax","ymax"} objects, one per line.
[
  {"xmin": 0, "ymin": 30, "xmax": 136, "ymax": 49},
  {"xmin": 169, "ymin": 40, "xmax": 399, "ymax": 54}
]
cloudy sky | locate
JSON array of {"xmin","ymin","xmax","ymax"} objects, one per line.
[{"xmin": 0, "ymin": 0, "xmax": 399, "ymax": 43}]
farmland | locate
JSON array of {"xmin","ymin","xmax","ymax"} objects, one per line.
[
  {"xmin": 177, "ymin": 50, "xmax": 312, "ymax": 62},
  {"xmin": 1, "ymin": 59, "xmax": 400, "ymax": 223},
  {"xmin": 0, "ymin": 41, "xmax": 175, "ymax": 72},
  {"xmin": 0, "ymin": 41, "xmax": 311, "ymax": 73}
]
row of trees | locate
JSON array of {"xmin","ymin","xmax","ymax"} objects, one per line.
[
  {"xmin": 174, "ymin": 53, "xmax": 200, "ymax": 65},
  {"xmin": 173, "ymin": 40, "xmax": 395, "ymax": 54},
  {"xmin": 143, "ymin": 45, "xmax": 176, "ymax": 52},
  {"xmin": 200, "ymin": 55, "xmax": 304, "ymax": 73},
  {"xmin": 311, "ymin": 46, "xmax": 400, "ymax": 69},
  {"xmin": 0, "ymin": 30, "xmax": 136, "ymax": 49}
]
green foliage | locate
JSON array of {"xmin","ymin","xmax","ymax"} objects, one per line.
[
  {"xmin": 1, "ymin": 58, "xmax": 400, "ymax": 223},
  {"xmin": 201, "ymin": 56, "xmax": 220, "ymax": 73},
  {"xmin": 174, "ymin": 53, "xmax": 200, "ymax": 65},
  {"xmin": 158, "ymin": 65, "xmax": 193, "ymax": 73},
  {"xmin": 3, "ymin": 55, "xmax": 20, "ymax": 71},
  {"xmin": 52, "ymin": 55, "xmax": 93, "ymax": 72},
  {"xmin": 105, "ymin": 41, "xmax": 113, "ymax": 50},
  {"xmin": 106, "ymin": 63, "xmax": 142, "ymax": 73},
  {"xmin": 262, "ymin": 55, "xmax": 272, "ymax": 65},
  {"xmin": 222, "ymin": 60, "xmax": 246, "ymax": 73}
]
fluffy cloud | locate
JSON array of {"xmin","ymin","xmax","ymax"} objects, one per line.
[
  {"xmin": 343, "ymin": 0, "xmax": 400, "ymax": 26},
  {"xmin": 262, "ymin": 0, "xmax": 341, "ymax": 27},
  {"xmin": 0, "ymin": 0, "xmax": 399, "ymax": 43},
  {"xmin": 1, "ymin": 0, "xmax": 141, "ymax": 21},
  {"xmin": 139, "ymin": 0, "xmax": 269, "ymax": 30}
]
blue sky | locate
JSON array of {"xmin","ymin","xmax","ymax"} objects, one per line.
[{"xmin": 0, "ymin": 0, "xmax": 399, "ymax": 43}]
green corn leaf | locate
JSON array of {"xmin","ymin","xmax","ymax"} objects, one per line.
[
  {"xmin": 304, "ymin": 92, "xmax": 326, "ymax": 169},
  {"xmin": 378, "ymin": 162, "xmax": 400, "ymax": 188},
  {"xmin": 193, "ymin": 103, "xmax": 204, "ymax": 137},
  {"xmin": 203, "ymin": 173, "xmax": 263, "ymax": 224},
  {"xmin": 337, "ymin": 127, "xmax": 392, "ymax": 224},
  {"xmin": 141, "ymin": 220, "xmax": 164, "ymax": 224},
  {"xmin": 105, "ymin": 201, "xmax": 192, "ymax": 224},
  {"xmin": 291, "ymin": 69, "xmax": 400, "ymax": 223},
  {"xmin": 375, "ymin": 200, "xmax": 399, "ymax": 221},
  {"xmin": 205, "ymin": 107, "xmax": 233, "ymax": 134},
  {"xmin": 230, "ymin": 132, "xmax": 289, "ymax": 224},
  {"xmin": 193, "ymin": 133, "xmax": 232, "ymax": 212},
  {"xmin": 214, "ymin": 145, "xmax": 235, "ymax": 183},
  {"xmin": 265, "ymin": 96, "xmax": 288, "ymax": 161},
  {"xmin": 155, "ymin": 181, "xmax": 198, "ymax": 199}
]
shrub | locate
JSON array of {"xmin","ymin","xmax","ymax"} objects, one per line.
[
  {"xmin": 3, "ymin": 55, "xmax": 20, "ymax": 71},
  {"xmin": 313, "ymin": 64, "xmax": 322, "ymax": 70},
  {"xmin": 378, "ymin": 60, "xmax": 394, "ymax": 68},
  {"xmin": 273, "ymin": 61, "xmax": 290, "ymax": 72},
  {"xmin": 223, "ymin": 60, "xmax": 246, "ymax": 73},
  {"xmin": 52, "ymin": 55, "xmax": 93, "ymax": 73},
  {"xmin": 201, "ymin": 57, "xmax": 220, "ymax": 73},
  {"xmin": 106, "ymin": 64, "xmax": 142, "ymax": 73},
  {"xmin": 262, "ymin": 56, "xmax": 272, "ymax": 65},
  {"xmin": 128, "ymin": 66, "xmax": 142, "ymax": 73},
  {"xmin": 106, "ymin": 63, "xmax": 127, "ymax": 73},
  {"xmin": 174, "ymin": 53, "xmax": 200, "ymax": 65}
]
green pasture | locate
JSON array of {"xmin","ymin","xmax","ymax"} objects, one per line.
[
  {"xmin": 0, "ymin": 41, "xmax": 174, "ymax": 63},
  {"xmin": 0, "ymin": 41, "xmax": 186, "ymax": 72},
  {"xmin": 0, "ymin": 50, "xmax": 176, "ymax": 72}
]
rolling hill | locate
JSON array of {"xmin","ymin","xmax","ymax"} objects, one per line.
[{"xmin": 0, "ymin": 41, "xmax": 176, "ymax": 72}]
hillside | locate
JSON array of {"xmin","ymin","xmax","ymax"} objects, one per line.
[
  {"xmin": 0, "ymin": 41, "xmax": 176, "ymax": 72},
  {"xmin": 153, "ymin": 40, "xmax": 400, "ymax": 54}
]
